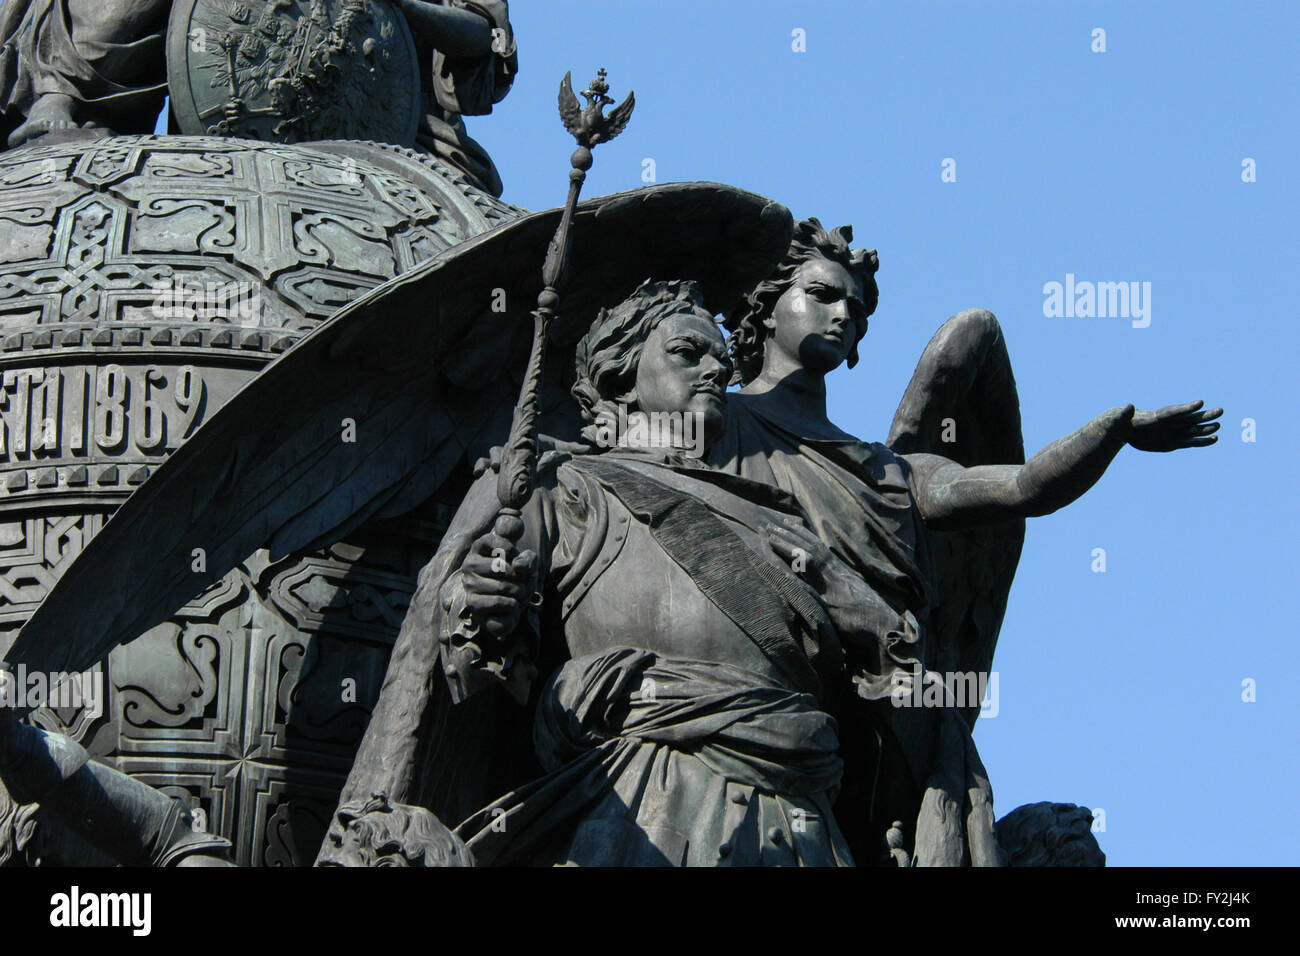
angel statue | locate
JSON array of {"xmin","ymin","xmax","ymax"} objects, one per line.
[{"xmin": 708, "ymin": 217, "xmax": 1222, "ymax": 865}]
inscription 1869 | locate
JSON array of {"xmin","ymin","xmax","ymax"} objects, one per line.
[{"xmin": 0, "ymin": 364, "xmax": 206, "ymax": 461}]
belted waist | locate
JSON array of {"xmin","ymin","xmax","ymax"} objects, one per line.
[{"xmin": 536, "ymin": 647, "xmax": 843, "ymax": 797}]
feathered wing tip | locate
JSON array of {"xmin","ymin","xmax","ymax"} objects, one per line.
[
  {"xmin": 0, "ymin": 781, "xmax": 40, "ymax": 866},
  {"xmin": 888, "ymin": 308, "xmax": 1024, "ymax": 464}
]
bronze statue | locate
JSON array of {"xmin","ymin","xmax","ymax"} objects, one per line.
[
  {"xmin": 0, "ymin": 27, "xmax": 1223, "ymax": 863},
  {"xmin": 0, "ymin": 0, "xmax": 171, "ymax": 147},
  {"xmin": 0, "ymin": 272, "xmax": 904, "ymax": 867},
  {"xmin": 0, "ymin": 0, "xmax": 516, "ymax": 194},
  {"xmin": 0, "ymin": 209, "xmax": 1219, "ymax": 866}
]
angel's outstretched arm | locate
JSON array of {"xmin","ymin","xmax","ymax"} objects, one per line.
[{"xmin": 907, "ymin": 400, "xmax": 1222, "ymax": 530}]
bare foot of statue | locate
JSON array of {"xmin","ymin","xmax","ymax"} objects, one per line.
[{"xmin": 8, "ymin": 93, "xmax": 104, "ymax": 149}]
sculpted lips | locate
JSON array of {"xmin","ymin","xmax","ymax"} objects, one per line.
[{"xmin": 693, "ymin": 382, "xmax": 724, "ymax": 399}]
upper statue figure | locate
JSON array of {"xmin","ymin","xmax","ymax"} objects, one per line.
[{"xmin": 0, "ymin": 0, "xmax": 517, "ymax": 194}]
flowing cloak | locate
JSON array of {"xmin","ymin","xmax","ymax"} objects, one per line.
[
  {"xmin": 332, "ymin": 449, "xmax": 902, "ymax": 866},
  {"xmin": 0, "ymin": 0, "xmax": 169, "ymax": 146},
  {"xmin": 706, "ymin": 394, "xmax": 1003, "ymax": 867},
  {"xmin": 414, "ymin": 0, "xmax": 517, "ymax": 197}
]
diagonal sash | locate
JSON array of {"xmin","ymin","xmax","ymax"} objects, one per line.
[{"xmin": 574, "ymin": 457, "xmax": 826, "ymax": 697}]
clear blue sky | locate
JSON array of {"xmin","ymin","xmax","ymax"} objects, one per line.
[
  {"xmin": 473, "ymin": 0, "xmax": 1298, "ymax": 867},
  {"xmin": 159, "ymin": 0, "xmax": 1298, "ymax": 865}
]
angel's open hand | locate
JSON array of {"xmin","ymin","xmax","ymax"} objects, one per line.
[{"xmin": 1127, "ymin": 400, "xmax": 1223, "ymax": 452}]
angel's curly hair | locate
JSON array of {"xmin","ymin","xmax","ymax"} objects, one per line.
[
  {"xmin": 572, "ymin": 278, "xmax": 724, "ymax": 445},
  {"xmin": 724, "ymin": 218, "xmax": 879, "ymax": 385}
]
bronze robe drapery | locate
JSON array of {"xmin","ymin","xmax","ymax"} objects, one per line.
[
  {"xmin": 414, "ymin": 0, "xmax": 517, "ymax": 196},
  {"xmin": 0, "ymin": 0, "xmax": 169, "ymax": 147},
  {"xmin": 331, "ymin": 449, "xmax": 901, "ymax": 866},
  {"xmin": 708, "ymin": 394, "xmax": 1003, "ymax": 867}
]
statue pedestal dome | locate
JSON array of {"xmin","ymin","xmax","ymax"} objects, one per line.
[{"xmin": 0, "ymin": 134, "xmax": 523, "ymax": 865}]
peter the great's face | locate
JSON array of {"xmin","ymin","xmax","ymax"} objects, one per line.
[{"xmin": 633, "ymin": 310, "xmax": 730, "ymax": 444}]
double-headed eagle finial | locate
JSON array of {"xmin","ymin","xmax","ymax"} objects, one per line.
[{"xmin": 559, "ymin": 68, "xmax": 635, "ymax": 149}]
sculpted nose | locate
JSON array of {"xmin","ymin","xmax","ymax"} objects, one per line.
[{"xmin": 701, "ymin": 353, "xmax": 729, "ymax": 384}]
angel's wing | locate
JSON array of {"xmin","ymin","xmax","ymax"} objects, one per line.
[
  {"xmin": 887, "ymin": 308, "xmax": 1025, "ymax": 729},
  {"xmin": 5, "ymin": 182, "xmax": 793, "ymax": 681}
]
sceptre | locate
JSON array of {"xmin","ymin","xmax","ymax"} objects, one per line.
[{"xmin": 445, "ymin": 69, "xmax": 635, "ymax": 704}]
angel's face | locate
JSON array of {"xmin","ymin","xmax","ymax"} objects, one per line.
[
  {"xmin": 630, "ymin": 310, "xmax": 730, "ymax": 449},
  {"xmin": 766, "ymin": 257, "xmax": 867, "ymax": 376}
]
